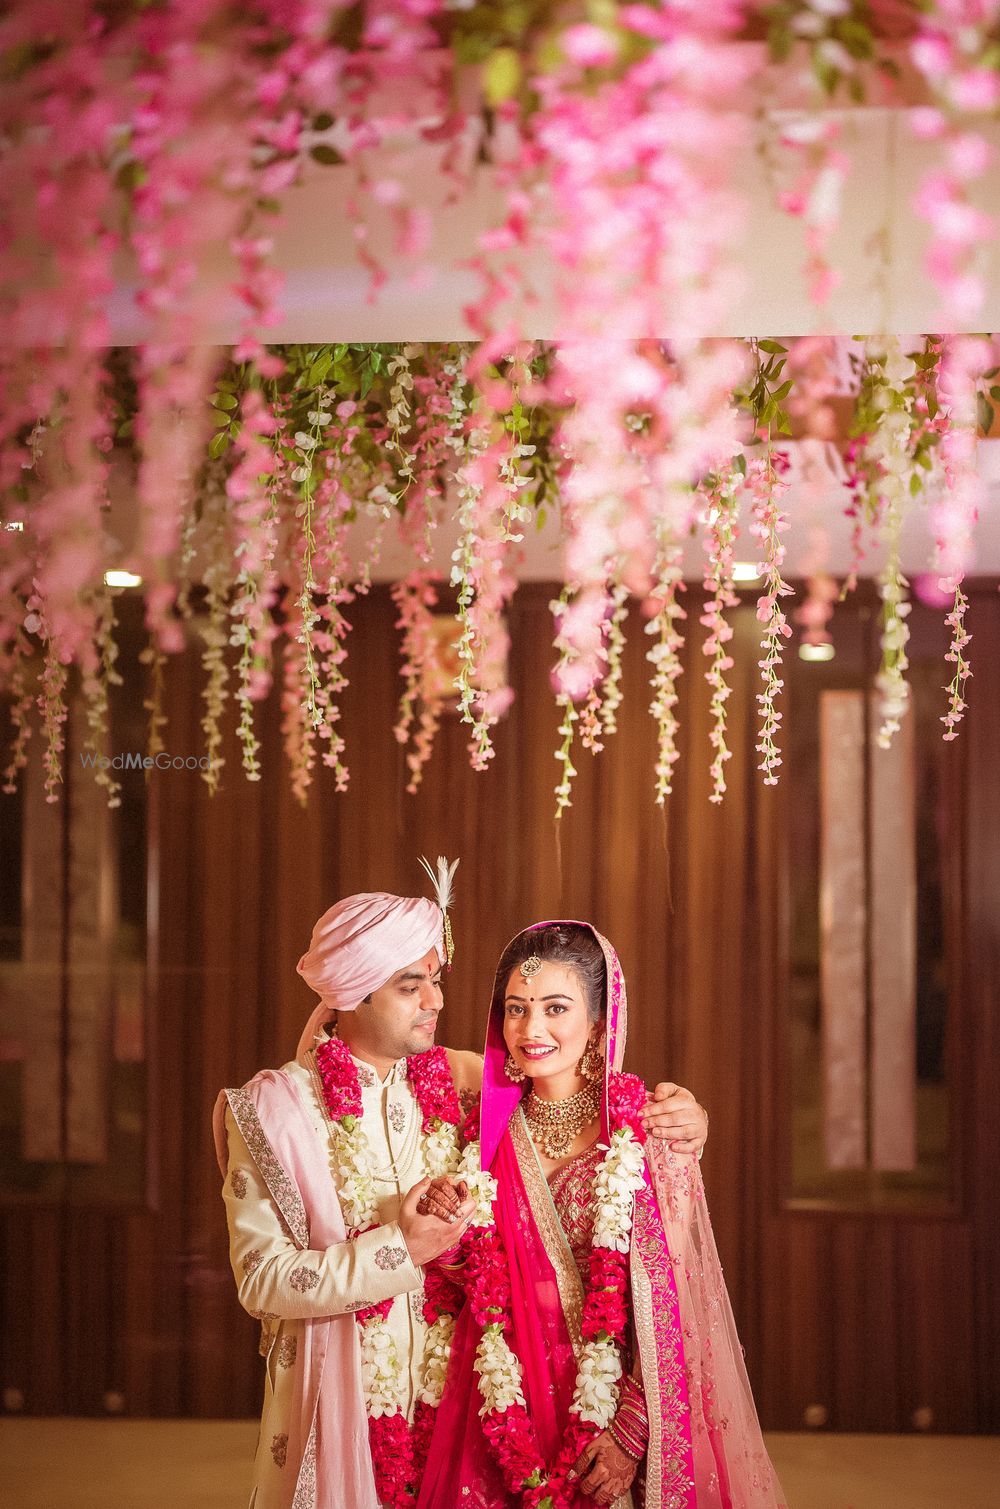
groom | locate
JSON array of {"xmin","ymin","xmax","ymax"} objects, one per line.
[{"xmin": 215, "ymin": 887, "xmax": 708, "ymax": 1509}]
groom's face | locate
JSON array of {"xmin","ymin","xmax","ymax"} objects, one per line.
[{"xmin": 360, "ymin": 945, "xmax": 445, "ymax": 1061}]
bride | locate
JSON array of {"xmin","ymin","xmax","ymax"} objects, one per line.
[{"xmin": 417, "ymin": 921, "xmax": 785, "ymax": 1509}]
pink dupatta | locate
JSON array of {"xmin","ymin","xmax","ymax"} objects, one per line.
[
  {"xmin": 213, "ymin": 1067, "xmax": 378, "ymax": 1509},
  {"xmin": 419, "ymin": 921, "xmax": 785, "ymax": 1509}
]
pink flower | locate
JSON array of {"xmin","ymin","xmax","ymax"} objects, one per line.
[{"xmin": 562, "ymin": 24, "xmax": 620, "ymax": 69}]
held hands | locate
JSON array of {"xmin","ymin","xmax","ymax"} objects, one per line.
[
  {"xmin": 640, "ymin": 1081, "xmax": 708, "ymax": 1155},
  {"xmin": 398, "ymin": 1178, "xmax": 474, "ymax": 1267},
  {"xmin": 567, "ymin": 1430, "xmax": 638, "ymax": 1506}
]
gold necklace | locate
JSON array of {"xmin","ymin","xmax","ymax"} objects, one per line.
[{"xmin": 523, "ymin": 1081, "xmax": 601, "ymax": 1159}]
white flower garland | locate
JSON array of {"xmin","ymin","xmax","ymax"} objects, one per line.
[
  {"xmin": 471, "ymin": 1126, "xmax": 647, "ymax": 1433},
  {"xmin": 331, "ymin": 1099, "xmax": 463, "ymax": 1419}
]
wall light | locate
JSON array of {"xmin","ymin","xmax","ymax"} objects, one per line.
[
  {"xmin": 732, "ymin": 561, "xmax": 760, "ymax": 584},
  {"xmin": 104, "ymin": 569, "xmax": 143, "ymax": 589},
  {"xmin": 799, "ymin": 641, "xmax": 835, "ymax": 663}
]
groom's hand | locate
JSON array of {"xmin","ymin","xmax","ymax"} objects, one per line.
[
  {"xmin": 641, "ymin": 1082, "xmax": 708, "ymax": 1155},
  {"xmin": 399, "ymin": 1179, "xmax": 474, "ymax": 1266}
]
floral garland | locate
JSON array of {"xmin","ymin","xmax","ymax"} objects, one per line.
[
  {"xmin": 313, "ymin": 1037, "xmax": 465, "ymax": 1509},
  {"xmin": 460, "ymin": 1073, "xmax": 649, "ymax": 1509}
]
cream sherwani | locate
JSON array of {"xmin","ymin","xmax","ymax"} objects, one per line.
[{"xmin": 220, "ymin": 1047, "xmax": 481, "ymax": 1509}]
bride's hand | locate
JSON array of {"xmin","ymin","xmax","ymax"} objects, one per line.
[
  {"xmin": 416, "ymin": 1175, "xmax": 469, "ymax": 1223},
  {"xmin": 568, "ymin": 1430, "xmax": 638, "ymax": 1506}
]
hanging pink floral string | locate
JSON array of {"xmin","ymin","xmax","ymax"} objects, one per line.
[
  {"xmin": 910, "ymin": 3, "xmax": 998, "ymax": 326},
  {"xmin": 700, "ymin": 467, "xmax": 742, "ymax": 804}
]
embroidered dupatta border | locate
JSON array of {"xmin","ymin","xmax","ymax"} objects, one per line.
[
  {"xmin": 630, "ymin": 1178, "xmax": 697, "ymax": 1509},
  {"xmin": 225, "ymin": 1086, "xmax": 311, "ymax": 1250},
  {"xmin": 509, "ymin": 1108, "xmax": 585, "ymax": 1360}
]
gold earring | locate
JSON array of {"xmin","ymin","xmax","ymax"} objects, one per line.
[
  {"xmin": 504, "ymin": 1053, "xmax": 526, "ymax": 1083},
  {"xmin": 578, "ymin": 1038, "xmax": 604, "ymax": 1084}
]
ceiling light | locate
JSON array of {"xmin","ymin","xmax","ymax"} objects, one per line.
[
  {"xmin": 3, "ymin": 521, "xmax": 24, "ymax": 532},
  {"xmin": 732, "ymin": 562, "xmax": 760, "ymax": 584},
  {"xmin": 104, "ymin": 569, "xmax": 143, "ymax": 588},
  {"xmin": 799, "ymin": 641, "xmax": 835, "ymax": 663}
]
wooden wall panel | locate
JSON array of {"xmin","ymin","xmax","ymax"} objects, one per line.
[{"xmin": 0, "ymin": 580, "xmax": 997, "ymax": 1435}]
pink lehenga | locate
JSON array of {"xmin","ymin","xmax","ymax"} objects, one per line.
[{"xmin": 418, "ymin": 921, "xmax": 785, "ymax": 1509}]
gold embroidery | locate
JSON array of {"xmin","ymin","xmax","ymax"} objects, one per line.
[
  {"xmin": 289, "ymin": 1266, "xmax": 320, "ymax": 1292},
  {"xmin": 547, "ymin": 1143, "xmax": 604, "ymax": 1284},
  {"xmin": 242, "ymin": 1248, "xmax": 262, "ymax": 1277},
  {"xmin": 271, "ymin": 1432, "xmax": 288, "ymax": 1468},
  {"xmin": 375, "ymin": 1244, "xmax": 406, "ymax": 1271},
  {"xmin": 276, "ymin": 1335, "xmax": 297, "ymax": 1369},
  {"xmin": 510, "ymin": 1108, "xmax": 585, "ymax": 1358},
  {"xmin": 230, "ymin": 1168, "xmax": 248, "ymax": 1198},
  {"xmin": 291, "ymin": 1415, "xmax": 318, "ymax": 1509},
  {"xmin": 225, "ymin": 1087, "xmax": 310, "ymax": 1248}
]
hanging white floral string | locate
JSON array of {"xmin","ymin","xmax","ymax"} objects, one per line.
[{"xmin": 645, "ymin": 516, "xmax": 687, "ymax": 806}]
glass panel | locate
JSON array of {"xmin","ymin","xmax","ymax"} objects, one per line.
[
  {"xmin": 786, "ymin": 600, "xmax": 953, "ymax": 1210},
  {"xmin": 0, "ymin": 598, "xmax": 149, "ymax": 1207}
]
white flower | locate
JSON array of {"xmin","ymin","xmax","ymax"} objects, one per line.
[
  {"xmin": 572, "ymin": 1337, "xmax": 622, "ymax": 1428},
  {"xmin": 459, "ymin": 1158, "xmax": 498, "ymax": 1227},
  {"xmin": 474, "ymin": 1325, "xmax": 527, "ymax": 1414},
  {"xmin": 423, "ymin": 1120, "xmax": 462, "ymax": 1179},
  {"xmin": 361, "ymin": 1316, "xmax": 407, "ymax": 1418},
  {"xmin": 418, "ymin": 1315, "xmax": 456, "ymax": 1406},
  {"xmin": 592, "ymin": 1131, "xmax": 646, "ymax": 1250}
]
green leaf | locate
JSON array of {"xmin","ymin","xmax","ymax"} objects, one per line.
[
  {"xmin": 212, "ymin": 392, "xmax": 239, "ymax": 410},
  {"xmin": 773, "ymin": 379, "xmax": 794, "ymax": 401},
  {"xmin": 308, "ymin": 352, "xmax": 333, "ymax": 386},
  {"xmin": 910, "ymin": 471, "xmax": 923, "ymax": 496},
  {"xmin": 209, "ymin": 430, "xmax": 231, "ymax": 459},
  {"xmin": 978, "ymin": 395, "xmax": 995, "ymax": 434},
  {"xmin": 309, "ymin": 143, "xmax": 344, "ymax": 167},
  {"xmin": 213, "ymin": 410, "xmax": 232, "ymax": 429},
  {"xmin": 989, "ymin": 386, "xmax": 1000, "ymax": 403},
  {"xmin": 733, "ymin": 452, "xmax": 747, "ymax": 476},
  {"xmin": 312, "ymin": 112, "xmax": 335, "ymax": 131},
  {"xmin": 758, "ymin": 340, "xmax": 788, "ymax": 354}
]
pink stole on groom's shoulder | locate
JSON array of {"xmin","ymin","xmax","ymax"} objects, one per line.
[{"xmin": 213, "ymin": 1067, "xmax": 378, "ymax": 1509}]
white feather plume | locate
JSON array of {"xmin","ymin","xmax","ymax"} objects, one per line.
[{"xmin": 418, "ymin": 854, "xmax": 459, "ymax": 912}]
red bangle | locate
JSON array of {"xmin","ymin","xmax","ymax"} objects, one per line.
[{"xmin": 609, "ymin": 1416, "xmax": 646, "ymax": 1463}]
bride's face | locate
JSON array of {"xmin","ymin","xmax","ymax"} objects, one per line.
[{"xmin": 501, "ymin": 960, "xmax": 593, "ymax": 1088}]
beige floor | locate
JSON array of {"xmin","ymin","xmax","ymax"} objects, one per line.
[{"xmin": 2, "ymin": 1420, "xmax": 998, "ymax": 1509}]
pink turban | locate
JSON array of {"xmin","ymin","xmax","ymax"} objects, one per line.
[{"xmin": 294, "ymin": 892, "xmax": 444, "ymax": 1057}]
